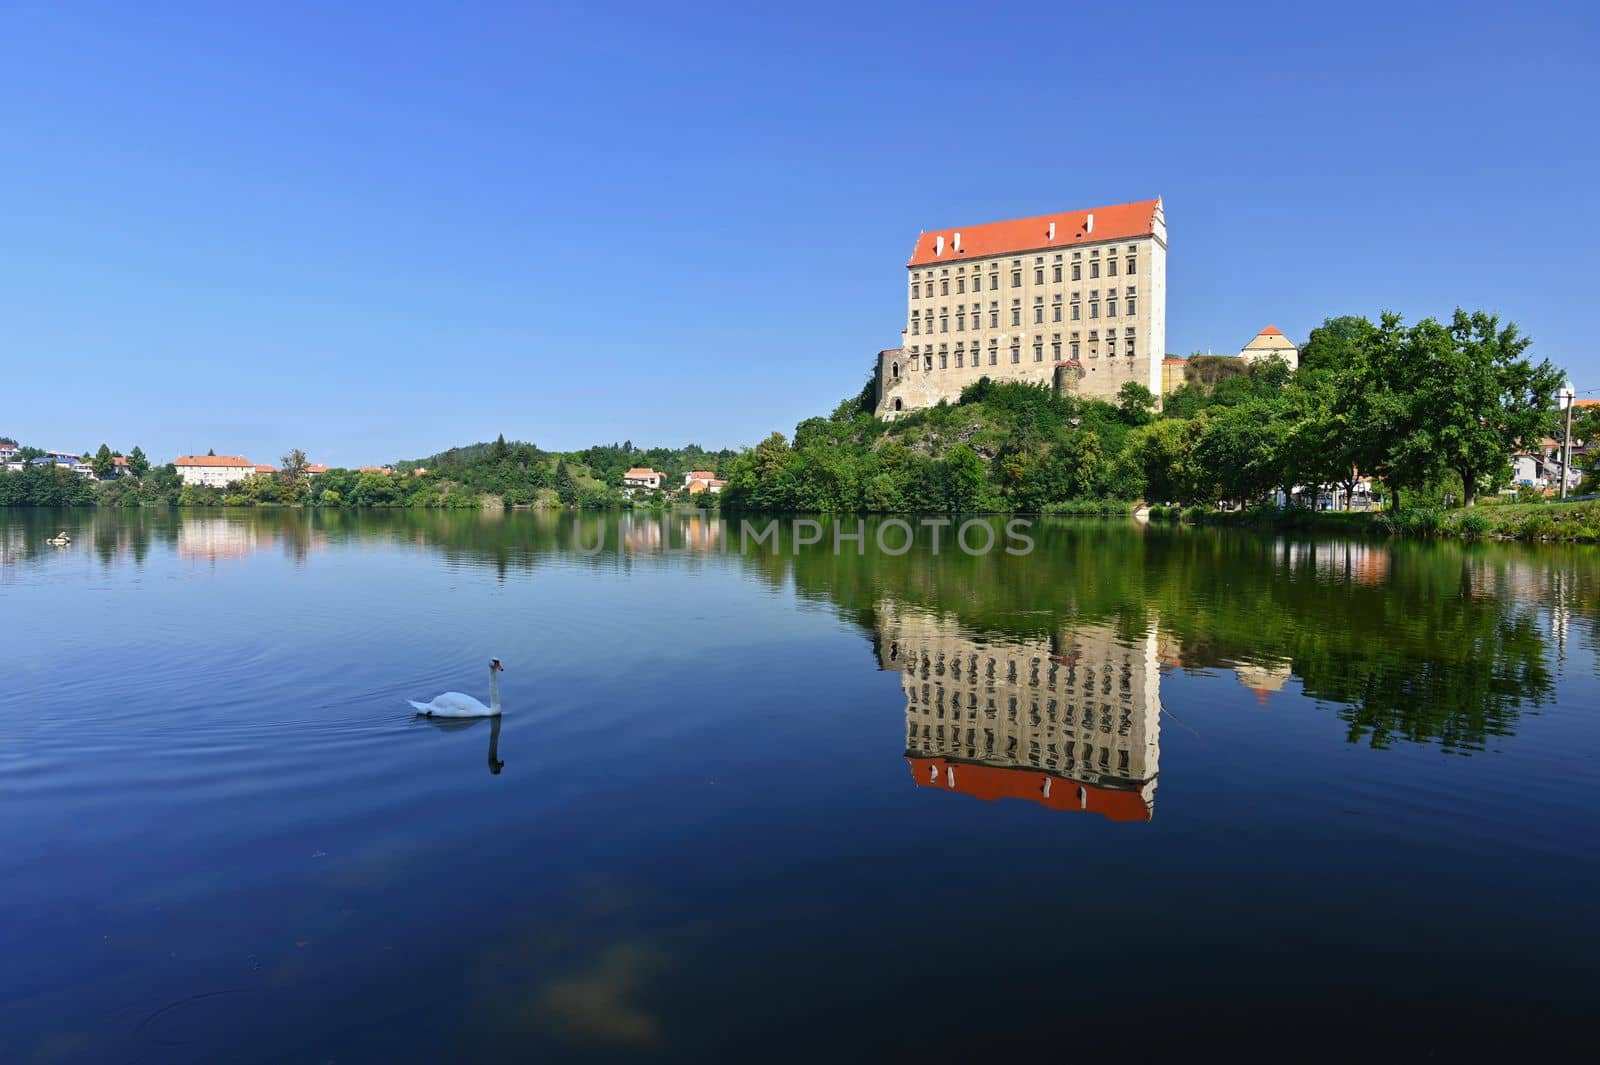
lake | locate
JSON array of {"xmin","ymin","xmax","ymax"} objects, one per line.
[{"xmin": 3, "ymin": 507, "xmax": 1599, "ymax": 1061}]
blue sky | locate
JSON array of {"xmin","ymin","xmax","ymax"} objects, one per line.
[{"xmin": 3, "ymin": 1, "xmax": 1597, "ymax": 465}]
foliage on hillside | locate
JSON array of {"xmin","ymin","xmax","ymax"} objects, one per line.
[{"xmin": 722, "ymin": 308, "xmax": 1566, "ymax": 515}]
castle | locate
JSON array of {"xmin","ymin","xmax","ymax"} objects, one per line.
[{"xmin": 876, "ymin": 198, "xmax": 1167, "ymax": 418}]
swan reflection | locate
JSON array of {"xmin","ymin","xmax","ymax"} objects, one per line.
[{"xmin": 418, "ymin": 714, "xmax": 504, "ymax": 775}]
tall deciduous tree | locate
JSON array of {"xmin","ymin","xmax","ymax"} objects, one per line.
[{"xmin": 127, "ymin": 446, "xmax": 150, "ymax": 479}]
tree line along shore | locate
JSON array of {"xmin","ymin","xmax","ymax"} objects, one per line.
[{"xmin": 5, "ymin": 310, "xmax": 1597, "ymax": 543}]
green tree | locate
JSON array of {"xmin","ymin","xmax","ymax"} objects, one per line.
[
  {"xmin": 127, "ymin": 446, "xmax": 150, "ymax": 479},
  {"xmin": 91, "ymin": 444, "xmax": 115, "ymax": 480},
  {"xmin": 1117, "ymin": 382, "xmax": 1156, "ymax": 426}
]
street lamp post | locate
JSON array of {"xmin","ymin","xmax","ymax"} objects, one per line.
[{"xmin": 1557, "ymin": 384, "xmax": 1576, "ymax": 501}]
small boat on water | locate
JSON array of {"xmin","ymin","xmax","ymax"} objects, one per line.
[{"xmin": 45, "ymin": 530, "xmax": 72, "ymax": 546}]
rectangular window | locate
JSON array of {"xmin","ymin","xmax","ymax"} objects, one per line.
[
  {"xmin": 941, "ymin": 279, "xmax": 949, "ymax": 295},
  {"xmin": 1010, "ymin": 341, "xmax": 1020, "ymax": 364},
  {"xmin": 990, "ymin": 306, "xmax": 999, "ymax": 329},
  {"xmin": 911, "ymin": 319, "xmax": 920, "ymax": 335},
  {"xmin": 1071, "ymin": 303, "xmax": 1080, "ymax": 321},
  {"xmin": 1033, "ymin": 338, "xmax": 1044, "ymax": 362},
  {"xmin": 957, "ymin": 276, "xmax": 965, "ymax": 294},
  {"xmin": 1052, "ymin": 334, "xmax": 1062, "ymax": 360},
  {"xmin": 1126, "ymin": 338, "xmax": 1135, "ymax": 357},
  {"xmin": 956, "ymin": 346, "xmax": 964, "ymax": 368},
  {"xmin": 1126, "ymin": 255, "xmax": 1136, "ymax": 275},
  {"xmin": 1033, "ymin": 298, "xmax": 1044, "ymax": 324},
  {"xmin": 1107, "ymin": 298, "xmax": 1117, "ymax": 317},
  {"xmin": 956, "ymin": 311, "xmax": 965, "ymax": 331},
  {"xmin": 1011, "ymin": 269, "xmax": 1022, "ymax": 288},
  {"xmin": 1072, "ymin": 263, "xmax": 1081, "ymax": 281},
  {"xmin": 940, "ymin": 348, "xmax": 948, "ymax": 368},
  {"xmin": 1053, "ymin": 264, "xmax": 1063, "ymax": 283},
  {"xmin": 1010, "ymin": 301, "xmax": 1021, "ymax": 326},
  {"xmin": 912, "ymin": 282, "xmax": 920, "ymax": 298},
  {"xmin": 1034, "ymin": 267, "xmax": 1044, "ymax": 285},
  {"xmin": 989, "ymin": 272, "xmax": 999, "ymax": 290},
  {"xmin": 1091, "ymin": 261, "xmax": 1100, "ymax": 279},
  {"xmin": 1127, "ymin": 296, "xmax": 1137, "ymax": 316},
  {"xmin": 1052, "ymin": 302, "xmax": 1062, "ymax": 323},
  {"xmin": 1090, "ymin": 302, "xmax": 1099, "ymax": 319},
  {"xmin": 1070, "ymin": 341, "xmax": 1080, "ymax": 359},
  {"xmin": 1108, "ymin": 258, "xmax": 1117, "ymax": 277}
]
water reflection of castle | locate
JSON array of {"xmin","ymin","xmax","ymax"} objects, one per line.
[{"xmin": 875, "ymin": 604, "xmax": 1161, "ymax": 822}]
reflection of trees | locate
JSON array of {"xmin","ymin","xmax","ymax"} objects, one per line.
[
  {"xmin": 5, "ymin": 508, "xmax": 1592, "ymax": 755},
  {"xmin": 746, "ymin": 521, "xmax": 1588, "ymax": 755}
]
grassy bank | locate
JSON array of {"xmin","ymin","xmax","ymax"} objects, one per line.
[{"xmin": 1146, "ymin": 500, "xmax": 1600, "ymax": 543}]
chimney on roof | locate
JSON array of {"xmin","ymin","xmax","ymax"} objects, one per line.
[
  {"xmin": 1085, "ymin": 213, "xmax": 1094, "ymax": 234},
  {"xmin": 935, "ymin": 234, "xmax": 945, "ymax": 256},
  {"xmin": 1048, "ymin": 221, "xmax": 1056, "ymax": 240},
  {"xmin": 953, "ymin": 231, "xmax": 961, "ymax": 252}
]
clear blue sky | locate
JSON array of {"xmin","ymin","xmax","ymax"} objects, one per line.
[{"xmin": 4, "ymin": 1, "xmax": 1597, "ymax": 465}]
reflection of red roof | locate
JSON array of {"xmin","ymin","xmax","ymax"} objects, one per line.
[
  {"xmin": 906, "ymin": 757, "xmax": 1151, "ymax": 822},
  {"xmin": 908, "ymin": 199, "xmax": 1161, "ymax": 267}
]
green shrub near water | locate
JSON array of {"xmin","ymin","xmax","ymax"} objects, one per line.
[{"xmin": 1456, "ymin": 512, "xmax": 1492, "ymax": 538}]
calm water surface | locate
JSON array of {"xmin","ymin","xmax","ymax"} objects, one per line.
[{"xmin": 4, "ymin": 508, "xmax": 1599, "ymax": 1061}]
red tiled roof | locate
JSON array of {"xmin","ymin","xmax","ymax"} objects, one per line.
[
  {"xmin": 175, "ymin": 454, "xmax": 252, "ymax": 467},
  {"xmin": 305, "ymin": 464, "xmax": 329, "ymax": 474},
  {"xmin": 254, "ymin": 464, "xmax": 276, "ymax": 474},
  {"xmin": 1163, "ymin": 356, "xmax": 1188, "ymax": 365},
  {"xmin": 1259, "ymin": 325, "xmax": 1284, "ymax": 336},
  {"xmin": 908, "ymin": 198, "xmax": 1161, "ymax": 267},
  {"xmin": 624, "ymin": 467, "xmax": 660, "ymax": 479},
  {"xmin": 906, "ymin": 756, "xmax": 1152, "ymax": 822},
  {"xmin": 686, "ymin": 470, "xmax": 716, "ymax": 480}
]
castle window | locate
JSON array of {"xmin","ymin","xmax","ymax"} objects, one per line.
[
  {"xmin": 1090, "ymin": 301, "xmax": 1099, "ymax": 319},
  {"xmin": 1034, "ymin": 266, "xmax": 1044, "ymax": 285},
  {"xmin": 1052, "ymin": 334, "xmax": 1062, "ymax": 360},
  {"xmin": 989, "ymin": 303, "xmax": 999, "ymax": 329},
  {"xmin": 1011, "ymin": 267, "xmax": 1022, "ymax": 288},
  {"xmin": 939, "ymin": 312, "xmax": 948, "ymax": 333},
  {"xmin": 1033, "ymin": 338, "xmax": 1044, "ymax": 362},
  {"xmin": 1072, "ymin": 262, "xmax": 1081, "ymax": 281},
  {"xmin": 1090, "ymin": 260, "xmax": 1100, "ymax": 279},
  {"xmin": 1010, "ymin": 340, "xmax": 1021, "ymax": 364},
  {"xmin": 1071, "ymin": 303, "xmax": 1080, "ymax": 321},
  {"xmin": 940, "ymin": 347, "xmax": 948, "ymax": 369},
  {"xmin": 956, "ymin": 310, "xmax": 965, "ymax": 331},
  {"xmin": 956, "ymin": 275, "xmax": 965, "ymax": 294},
  {"xmin": 925, "ymin": 353, "xmax": 933, "ymax": 370},
  {"xmin": 1126, "ymin": 254, "xmax": 1137, "ymax": 274},
  {"xmin": 1108, "ymin": 257, "xmax": 1118, "ymax": 277},
  {"xmin": 911, "ymin": 282, "xmax": 920, "ymax": 299},
  {"xmin": 1052, "ymin": 296, "xmax": 1062, "ymax": 322},
  {"xmin": 988, "ymin": 342, "xmax": 998, "ymax": 366},
  {"xmin": 1033, "ymin": 298, "xmax": 1044, "ymax": 324},
  {"xmin": 989, "ymin": 271, "xmax": 999, "ymax": 290},
  {"xmin": 940, "ymin": 279, "xmax": 949, "ymax": 296},
  {"xmin": 892, "ymin": 361, "xmax": 900, "ymax": 378},
  {"xmin": 1107, "ymin": 298, "xmax": 1117, "ymax": 317},
  {"xmin": 1053, "ymin": 264, "xmax": 1063, "ymax": 283},
  {"xmin": 1071, "ymin": 341, "xmax": 1080, "ymax": 359},
  {"xmin": 1010, "ymin": 300, "xmax": 1021, "ymax": 326},
  {"xmin": 1127, "ymin": 295, "xmax": 1137, "ymax": 316},
  {"xmin": 955, "ymin": 344, "xmax": 964, "ymax": 368}
]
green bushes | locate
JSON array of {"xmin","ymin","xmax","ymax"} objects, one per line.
[
  {"xmin": 1456, "ymin": 512, "xmax": 1492, "ymax": 538},
  {"xmin": 1181, "ymin": 505, "xmax": 1209, "ymax": 524},
  {"xmin": 1041, "ymin": 499, "xmax": 1131, "ymax": 517}
]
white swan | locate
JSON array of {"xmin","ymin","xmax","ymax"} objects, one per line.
[
  {"xmin": 410, "ymin": 658, "xmax": 504, "ymax": 717},
  {"xmin": 46, "ymin": 530, "xmax": 72, "ymax": 546}
]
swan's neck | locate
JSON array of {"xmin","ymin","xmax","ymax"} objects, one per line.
[{"xmin": 489, "ymin": 667, "xmax": 502, "ymax": 712}]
